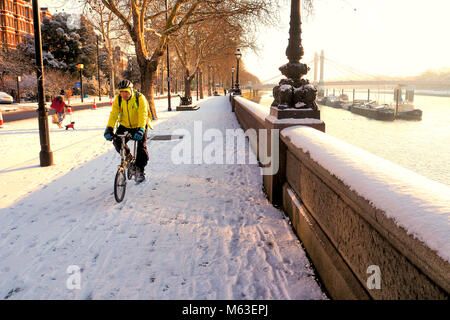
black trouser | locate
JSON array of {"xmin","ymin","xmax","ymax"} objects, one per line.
[{"xmin": 113, "ymin": 125, "xmax": 149, "ymax": 170}]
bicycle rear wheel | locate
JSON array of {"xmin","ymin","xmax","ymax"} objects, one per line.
[{"xmin": 114, "ymin": 168, "xmax": 127, "ymax": 203}]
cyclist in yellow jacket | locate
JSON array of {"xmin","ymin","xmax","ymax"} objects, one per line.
[{"xmin": 104, "ymin": 80, "xmax": 152, "ymax": 182}]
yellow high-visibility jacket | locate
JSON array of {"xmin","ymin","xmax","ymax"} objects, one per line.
[{"xmin": 106, "ymin": 90, "xmax": 153, "ymax": 129}]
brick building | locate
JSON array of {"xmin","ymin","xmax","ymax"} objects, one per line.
[
  {"xmin": 0, "ymin": 0, "xmax": 51, "ymax": 49},
  {"xmin": 113, "ymin": 46, "xmax": 129, "ymax": 73}
]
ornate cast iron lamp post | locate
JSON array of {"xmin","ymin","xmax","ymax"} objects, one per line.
[
  {"xmin": 234, "ymin": 49, "xmax": 242, "ymax": 95},
  {"xmin": 231, "ymin": 66, "xmax": 235, "ymax": 92},
  {"xmin": 271, "ymin": 0, "xmax": 318, "ymax": 115}
]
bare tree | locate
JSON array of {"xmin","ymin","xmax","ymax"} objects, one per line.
[
  {"xmin": 84, "ymin": 0, "xmax": 131, "ymax": 97},
  {"xmin": 172, "ymin": 18, "xmax": 240, "ymax": 100},
  {"xmin": 0, "ymin": 46, "xmax": 33, "ymax": 94},
  {"xmin": 100, "ymin": 0, "xmax": 275, "ymax": 118}
]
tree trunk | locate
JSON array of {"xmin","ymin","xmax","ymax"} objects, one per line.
[
  {"xmin": 199, "ymin": 70, "xmax": 204, "ymax": 99},
  {"xmin": 109, "ymin": 51, "xmax": 116, "ymax": 98},
  {"xmin": 184, "ymin": 69, "xmax": 192, "ymax": 99},
  {"xmin": 160, "ymin": 60, "xmax": 164, "ymax": 95},
  {"xmin": 140, "ymin": 63, "xmax": 158, "ymax": 120},
  {"xmin": 208, "ymin": 67, "xmax": 212, "ymax": 96},
  {"xmin": 175, "ymin": 71, "xmax": 178, "ymax": 93}
]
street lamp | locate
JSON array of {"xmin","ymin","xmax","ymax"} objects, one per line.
[
  {"xmin": 271, "ymin": 0, "xmax": 318, "ymax": 113},
  {"xmin": 32, "ymin": 0, "xmax": 53, "ymax": 166},
  {"xmin": 16, "ymin": 76, "xmax": 21, "ymax": 103},
  {"xmin": 231, "ymin": 66, "xmax": 235, "ymax": 92},
  {"xmin": 165, "ymin": 0, "xmax": 172, "ymax": 111},
  {"xmin": 96, "ymin": 35, "xmax": 101, "ymax": 101},
  {"xmin": 199, "ymin": 68, "xmax": 204, "ymax": 99},
  {"xmin": 196, "ymin": 70, "xmax": 199, "ymax": 101},
  {"xmin": 77, "ymin": 64, "xmax": 84, "ymax": 102},
  {"xmin": 208, "ymin": 65, "xmax": 212, "ymax": 96},
  {"xmin": 234, "ymin": 48, "xmax": 242, "ymax": 95},
  {"xmin": 212, "ymin": 66, "xmax": 216, "ymax": 95}
]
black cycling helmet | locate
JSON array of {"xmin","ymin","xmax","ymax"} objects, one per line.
[{"xmin": 118, "ymin": 79, "xmax": 133, "ymax": 90}]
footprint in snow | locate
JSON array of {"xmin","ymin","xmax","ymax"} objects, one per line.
[{"xmin": 4, "ymin": 287, "xmax": 22, "ymax": 299}]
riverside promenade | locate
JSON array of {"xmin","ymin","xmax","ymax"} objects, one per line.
[
  {"xmin": 1, "ymin": 93, "xmax": 448, "ymax": 300},
  {"xmin": 0, "ymin": 96, "xmax": 326, "ymax": 300}
]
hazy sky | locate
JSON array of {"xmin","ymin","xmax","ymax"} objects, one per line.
[
  {"xmin": 40, "ymin": 0, "xmax": 450, "ymax": 82},
  {"xmin": 244, "ymin": 0, "xmax": 450, "ymax": 82}
]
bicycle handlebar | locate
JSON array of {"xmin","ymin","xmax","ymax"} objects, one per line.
[{"xmin": 113, "ymin": 132, "xmax": 134, "ymax": 140}]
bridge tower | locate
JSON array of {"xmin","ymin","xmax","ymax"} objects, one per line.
[
  {"xmin": 313, "ymin": 52, "xmax": 319, "ymax": 87},
  {"xmin": 318, "ymin": 50, "xmax": 325, "ymax": 97}
]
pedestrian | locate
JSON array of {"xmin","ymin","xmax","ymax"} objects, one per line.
[
  {"xmin": 103, "ymin": 80, "xmax": 153, "ymax": 182},
  {"xmin": 50, "ymin": 95, "xmax": 66, "ymax": 128}
]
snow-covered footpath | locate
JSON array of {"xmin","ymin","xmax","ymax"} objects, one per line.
[{"xmin": 0, "ymin": 96, "xmax": 325, "ymax": 300}]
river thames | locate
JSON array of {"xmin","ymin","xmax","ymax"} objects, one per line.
[{"xmin": 245, "ymin": 89, "xmax": 450, "ymax": 187}]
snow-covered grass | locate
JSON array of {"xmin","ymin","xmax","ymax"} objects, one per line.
[
  {"xmin": 0, "ymin": 96, "xmax": 325, "ymax": 300},
  {"xmin": 282, "ymin": 126, "xmax": 450, "ymax": 263}
]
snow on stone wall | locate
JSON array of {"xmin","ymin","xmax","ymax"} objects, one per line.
[
  {"xmin": 282, "ymin": 125, "xmax": 450, "ymax": 263},
  {"xmin": 234, "ymin": 96, "xmax": 270, "ymax": 123}
]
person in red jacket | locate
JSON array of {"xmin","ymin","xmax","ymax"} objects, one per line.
[{"xmin": 50, "ymin": 96, "xmax": 66, "ymax": 128}]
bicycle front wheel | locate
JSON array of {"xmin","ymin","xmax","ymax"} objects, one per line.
[{"xmin": 114, "ymin": 168, "xmax": 127, "ymax": 203}]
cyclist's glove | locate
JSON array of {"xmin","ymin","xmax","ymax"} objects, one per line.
[
  {"xmin": 133, "ymin": 127, "xmax": 145, "ymax": 141},
  {"xmin": 104, "ymin": 127, "xmax": 114, "ymax": 141}
]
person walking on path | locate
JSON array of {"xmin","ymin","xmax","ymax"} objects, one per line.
[{"xmin": 50, "ymin": 96, "xmax": 66, "ymax": 128}]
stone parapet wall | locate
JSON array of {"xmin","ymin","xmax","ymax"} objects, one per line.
[{"xmin": 230, "ymin": 95, "xmax": 450, "ymax": 300}]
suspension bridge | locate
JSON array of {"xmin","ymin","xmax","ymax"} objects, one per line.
[{"xmin": 257, "ymin": 52, "xmax": 450, "ymax": 89}]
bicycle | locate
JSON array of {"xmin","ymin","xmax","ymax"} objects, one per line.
[{"xmin": 113, "ymin": 132, "xmax": 138, "ymax": 203}]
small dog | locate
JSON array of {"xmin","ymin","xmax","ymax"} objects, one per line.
[{"xmin": 65, "ymin": 121, "xmax": 75, "ymax": 130}]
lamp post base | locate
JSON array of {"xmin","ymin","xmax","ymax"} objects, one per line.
[
  {"xmin": 176, "ymin": 105, "xmax": 199, "ymax": 111},
  {"xmin": 39, "ymin": 150, "xmax": 53, "ymax": 167},
  {"xmin": 269, "ymin": 106, "xmax": 320, "ymax": 120}
]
